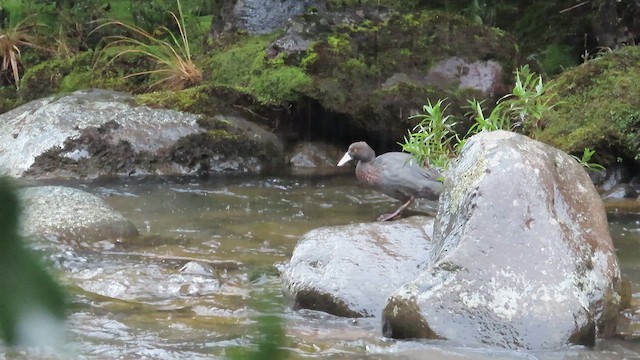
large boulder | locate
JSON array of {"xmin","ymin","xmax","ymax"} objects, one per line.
[
  {"xmin": 295, "ymin": 9, "xmax": 515, "ymax": 145},
  {"xmin": 20, "ymin": 186, "xmax": 138, "ymax": 247},
  {"xmin": 382, "ymin": 131, "xmax": 622, "ymax": 349},
  {"xmin": 0, "ymin": 89, "xmax": 283, "ymax": 179},
  {"xmin": 282, "ymin": 216, "xmax": 433, "ymax": 317}
]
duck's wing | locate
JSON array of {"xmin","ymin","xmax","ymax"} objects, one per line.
[{"xmin": 374, "ymin": 153, "xmax": 444, "ymax": 201}]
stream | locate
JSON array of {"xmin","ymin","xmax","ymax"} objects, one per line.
[{"xmin": 2, "ymin": 174, "xmax": 640, "ymax": 359}]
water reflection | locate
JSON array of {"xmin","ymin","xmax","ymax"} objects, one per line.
[{"xmin": 2, "ymin": 175, "xmax": 640, "ymax": 359}]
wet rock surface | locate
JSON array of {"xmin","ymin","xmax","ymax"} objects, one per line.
[
  {"xmin": 282, "ymin": 216, "xmax": 434, "ymax": 317},
  {"xmin": 287, "ymin": 141, "xmax": 346, "ymax": 175},
  {"xmin": 20, "ymin": 185, "xmax": 138, "ymax": 246},
  {"xmin": 603, "ymin": 184, "xmax": 638, "ymax": 200},
  {"xmin": 382, "ymin": 131, "xmax": 622, "ymax": 349},
  {"xmin": 0, "ymin": 89, "xmax": 283, "ymax": 179}
]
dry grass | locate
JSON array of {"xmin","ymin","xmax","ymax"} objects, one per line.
[
  {"xmin": 92, "ymin": 0, "xmax": 202, "ymax": 90},
  {"xmin": 0, "ymin": 18, "xmax": 36, "ymax": 89}
]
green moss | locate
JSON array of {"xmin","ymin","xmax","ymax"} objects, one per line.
[
  {"xmin": 537, "ymin": 46, "xmax": 640, "ymax": 162},
  {"xmin": 305, "ymin": 9, "xmax": 514, "ymax": 134},
  {"xmin": 136, "ymin": 86, "xmax": 209, "ymax": 112},
  {"xmin": 327, "ymin": 34, "xmax": 352, "ymax": 55},
  {"xmin": 59, "ymin": 72, "xmax": 93, "ymax": 93},
  {"xmin": 18, "ymin": 52, "xmax": 93, "ymax": 100},
  {"xmin": 536, "ymin": 43, "xmax": 579, "ymax": 76},
  {"xmin": 208, "ymin": 129, "xmax": 240, "ymax": 141},
  {"xmin": 18, "ymin": 49, "xmax": 154, "ymax": 100},
  {"xmin": 301, "ymin": 50, "xmax": 319, "ymax": 69},
  {"xmin": 248, "ymin": 67, "xmax": 311, "ymax": 104},
  {"xmin": 202, "ymin": 34, "xmax": 311, "ymax": 105}
]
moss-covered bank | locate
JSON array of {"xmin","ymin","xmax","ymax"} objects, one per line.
[{"xmin": 538, "ymin": 46, "xmax": 640, "ymax": 163}]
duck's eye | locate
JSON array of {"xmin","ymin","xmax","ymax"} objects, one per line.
[{"xmin": 352, "ymin": 148, "xmax": 358, "ymax": 153}]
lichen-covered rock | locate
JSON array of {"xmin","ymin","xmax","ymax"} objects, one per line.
[
  {"xmin": 282, "ymin": 216, "xmax": 433, "ymax": 317},
  {"xmin": 382, "ymin": 131, "xmax": 622, "ymax": 349},
  {"xmin": 0, "ymin": 89, "xmax": 283, "ymax": 179},
  {"xmin": 20, "ymin": 186, "xmax": 138, "ymax": 246}
]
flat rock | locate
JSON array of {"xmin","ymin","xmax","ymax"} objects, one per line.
[
  {"xmin": 0, "ymin": 89, "xmax": 283, "ymax": 179},
  {"xmin": 282, "ymin": 216, "xmax": 433, "ymax": 317}
]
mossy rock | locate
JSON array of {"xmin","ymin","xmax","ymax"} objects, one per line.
[
  {"xmin": 201, "ymin": 34, "xmax": 312, "ymax": 105},
  {"xmin": 135, "ymin": 85, "xmax": 287, "ymax": 131},
  {"xmin": 537, "ymin": 46, "xmax": 640, "ymax": 163},
  {"xmin": 19, "ymin": 50, "xmax": 154, "ymax": 101},
  {"xmin": 302, "ymin": 9, "xmax": 515, "ymax": 142}
]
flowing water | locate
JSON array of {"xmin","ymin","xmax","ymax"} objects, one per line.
[{"xmin": 3, "ymin": 174, "xmax": 640, "ymax": 359}]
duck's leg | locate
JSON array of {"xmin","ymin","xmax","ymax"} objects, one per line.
[{"xmin": 377, "ymin": 196, "xmax": 415, "ymax": 222}]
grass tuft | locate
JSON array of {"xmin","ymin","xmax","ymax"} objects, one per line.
[{"xmin": 92, "ymin": 0, "xmax": 201, "ymax": 90}]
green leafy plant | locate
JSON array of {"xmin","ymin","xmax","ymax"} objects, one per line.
[
  {"xmin": 401, "ymin": 99, "xmax": 459, "ymax": 170},
  {"xmin": 500, "ymin": 65, "xmax": 556, "ymax": 136},
  {"xmin": 0, "ymin": 16, "xmax": 37, "ymax": 88},
  {"xmin": 465, "ymin": 65, "xmax": 556, "ymax": 137},
  {"xmin": 0, "ymin": 177, "xmax": 66, "ymax": 346},
  {"xmin": 465, "ymin": 98, "xmax": 508, "ymax": 133},
  {"xmin": 92, "ymin": 0, "xmax": 201, "ymax": 90},
  {"xmin": 572, "ymin": 147, "xmax": 606, "ymax": 171},
  {"xmin": 402, "ymin": 66, "xmax": 602, "ymax": 171}
]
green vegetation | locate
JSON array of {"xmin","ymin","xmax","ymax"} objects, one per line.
[
  {"xmin": 0, "ymin": 178, "xmax": 66, "ymax": 346},
  {"xmin": 402, "ymin": 99, "xmax": 459, "ymax": 169},
  {"xmin": 305, "ymin": 9, "xmax": 514, "ymax": 136},
  {"xmin": 92, "ymin": 0, "xmax": 202, "ymax": 90},
  {"xmin": 402, "ymin": 65, "xmax": 591, "ymax": 171},
  {"xmin": 537, "ymin": 45, "xmax": 640, "ymax": 163},
  {"xmin": 465, "ymin": 65, "xmax": 555, "ymax": 137},
  {"xmin": 203, "ymin": 35, "xmax": 312, "ymax": 104},
  {"xmin": 572, "ymin": 147, "xmax": 605, "ymax": 171}
]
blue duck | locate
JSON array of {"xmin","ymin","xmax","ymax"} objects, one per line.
[{"xmin": 337, "ymin": 141, "xmax": 443, "ymax": 221}]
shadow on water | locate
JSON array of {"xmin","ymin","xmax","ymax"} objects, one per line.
[{"xmin": 4, "ymin": 174, "xmax": 640, "ymax": 359}]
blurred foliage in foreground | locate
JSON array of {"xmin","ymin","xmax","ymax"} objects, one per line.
[
  {"xmin": 0, "ymin": 177, "xmax": 66, "ymax": 346},
  {"xmin": 227, "ymin": 289, "xmax": 289, "ymax": 360}
]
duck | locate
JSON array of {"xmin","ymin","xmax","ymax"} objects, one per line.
[{"xmin": 337, "ymin": 141, "xmax": 443, "ymax": 221}]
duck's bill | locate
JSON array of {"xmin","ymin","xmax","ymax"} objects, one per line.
[{"xmin": 337, "ymin": 153, "xmax": 352, "ymax": 166}]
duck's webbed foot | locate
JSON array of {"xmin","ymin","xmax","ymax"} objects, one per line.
[
  {"xmin": 376, "ymin": 196, "xmax": 415, "ymax": 222},
  {"xmin": 376, "ymin": 212, "xmax": 400, "ymax": 221}
]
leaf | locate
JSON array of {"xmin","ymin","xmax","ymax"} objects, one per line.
[{"xmin": 0, "ymin": 178, "xmax": 66, "ymax": 347}]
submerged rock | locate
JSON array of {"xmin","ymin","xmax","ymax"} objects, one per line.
[
  {"xmin": 20, "ymin": 186, "xmax": 138, "ymax": 246},
  {"xmin": 0, "ymin": 89, "xmax": 283, "ymax": 179},
  {"xmin": 282, "ymin": 216, "xmax": 433, "ymax": 317},
  {"xmin": 382, "ymin": 131, "xmax": 622, "ymax": 349}
]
